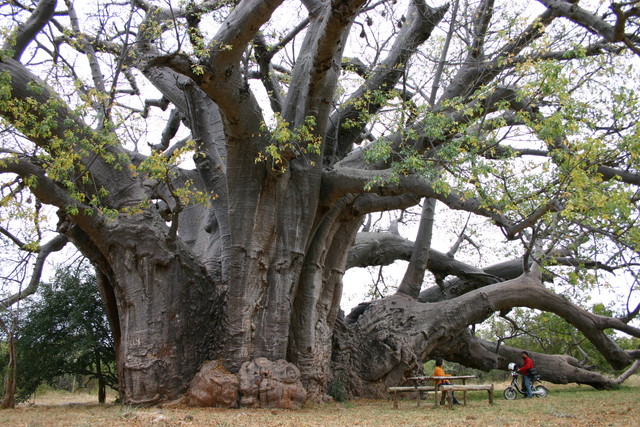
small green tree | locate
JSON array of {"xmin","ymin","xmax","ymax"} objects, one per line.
[
  {"xmin": 14, "ymin": 264, "xmax": 116, "ymax": 403},
  {"xmin": 481, "ymin": 303, "xmax": 639, "ymax": 374}
]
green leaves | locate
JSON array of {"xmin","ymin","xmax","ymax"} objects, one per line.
[
  {"xmin": 363, "ymin": 138, "xmax": 392, "ymax": 164},
  {"xmin": 256, "ymin": 114, "xmax": 323, "ymax": 171},
  {"xmin": 12, "ymin": 264, "xmax": 116, "ymax": 401},
  {"xmin": 481, "ymin": 303, "xmax": 636, "ymax": 373},
  {"xmin": 133, "ymin": 139, "xmax": 210, "ymax": 213}
]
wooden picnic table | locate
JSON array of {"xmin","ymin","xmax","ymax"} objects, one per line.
[{"xmin": 408, "ymin": 375, "xmax": 477, "ymax": 407}]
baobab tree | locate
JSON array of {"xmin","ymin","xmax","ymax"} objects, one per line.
[{"xmin": 1, "ymin": 0, "xmax": 639, "ymax": 408}]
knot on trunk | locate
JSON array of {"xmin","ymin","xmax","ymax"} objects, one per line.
[
  {"xmin": 185, "ymin": 360, "xmax": 239, "ymax": 407},
  {"xmin": 183, "ymin": 358, "xmax": 307, "ymax": 408},
  {"xmin": 238, "ymin": 357, "xmax": 307, "ymax": 409}
]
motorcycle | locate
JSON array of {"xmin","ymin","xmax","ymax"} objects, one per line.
[{"xmin": 503, "ymin": 362, "xmax": 549, "ymax": 400}]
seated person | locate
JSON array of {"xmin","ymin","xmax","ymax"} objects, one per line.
[{"xmin": 433, "ymin": 358, "xmax": 460, "ymax": 405}]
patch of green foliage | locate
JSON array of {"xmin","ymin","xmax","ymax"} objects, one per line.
[
  {"xmin": 256, "ymin": 114, "xmax": 323, "ymax": 172},
  {"xmin": 479, "ymin": 306, "xmax": 640, "ymax": 374},
  {"xmin": 8, "ymin": 264, "xmax": 116, "ymax": 401},
  {"xmin": 327, "ymin": 375, "xmax": 347, "ymax": 402}
]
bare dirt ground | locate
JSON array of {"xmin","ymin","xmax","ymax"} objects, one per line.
[{"xmin": 1, "ymin": 381, "xmax": 638, "ymax": 426}]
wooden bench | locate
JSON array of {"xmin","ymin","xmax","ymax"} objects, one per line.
[
  {"xmin": 388, "ymin": 386, "xmax": 436, "ymax": 409},
  {"xmin": 438, "ymin": 384, "xmax": 494, "ymax": 409}
]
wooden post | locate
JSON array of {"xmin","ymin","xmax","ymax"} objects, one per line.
[{"xmin": 462, "ymin": 378, "xmax": 467, "ymax": 405}]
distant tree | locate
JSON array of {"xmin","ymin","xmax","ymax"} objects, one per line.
[
  {"xmin": 14, "ymin": 264, "xmax": 116, "ymax": 403},
  {"xmin": 0, "ymin": 210, "xmax": 69, "ymax": 408},
  {"xmin": 482, "ymin": 304, "xmax": 640, "ymax": 375},
  {"xmin": 0, "ymin": 313, "xmax": 17, "ymax": 408}
]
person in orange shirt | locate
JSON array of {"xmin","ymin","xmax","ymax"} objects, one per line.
[{"xmin": 433, "ymin": 358, "xmax": 460, "ymax": 405}]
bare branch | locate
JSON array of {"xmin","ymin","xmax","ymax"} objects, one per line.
[
  {"xmin": 446, "ymin": 214, "xmax": 470, "ymax": 258},
  {"xmin": 64, "ymin": 0, "xmax": 109, "ymax": 125},
  {"xmin": 0, "ymin": 225, "xmax": 27, "ymax": 249},
  {"xmin": 300, "ymin": 0, "xmax": 322, "ymax": 14},
  {"xmin": 469, "ymin": 0, "xmax": 495, "ymax": 60},
  {"xmin": 615, "ymin": 359, "xmax": 640, "ymax": 385},
  {"xmin": 440, "ymin": 8, "xmax": 557, "ymax": 103},
  {"xmin": 265, "ymin": 16, "xmax": 311, "ymax": 60},
  {"xmin": 430, "ymin": 0, "xmax": 459, "ymax": 106},
  {"xmin": 504, "ymin": 199, "xmax": 563, "ymax": 240},
  {"xmin": 0, "ymin": 233, "xmax": 69, "ymax": 309}
]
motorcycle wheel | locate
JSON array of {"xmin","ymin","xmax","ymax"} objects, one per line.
[
  {"xmin": 533, "ymin": 385, "xmax": 548, "ymax": 398},
  {"xmin": 503, "ymin": 387, "xmax": 518, "ymax": 400}
]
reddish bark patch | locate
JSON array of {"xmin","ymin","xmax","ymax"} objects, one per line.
[{"xmin": 185, "ymin": 360, "xmax": 239, "ymax": 408}]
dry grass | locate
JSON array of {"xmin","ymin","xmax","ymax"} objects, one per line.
[{"xmin": 1, "ymin": 382, "xmax": 638, "ymax": 426}]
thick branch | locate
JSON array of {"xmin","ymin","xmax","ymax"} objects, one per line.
[
  {"xmin": 325, "ymin": 1, "xmax": 449, "ymax": 163},
  {"xmin": 537, "ymin": 0, "xmax": 618, "ymax": 42},
  {"xmin": 205, "ymin": 0, "xmax": 284, "ymax": 66},
  {"xmin": 469, "ymin": 0, "xmax": 495, "ymax": 60},
  {"xmin": 473, "ymin": 339, "xmax": 617, "ymax": 388},
  {"xmin": 253, "ymin": 33, "xmax": 285, "ymax": 114},
  {"xmin": 597, "ymin": 165, "xmax": 640, "ymax": 186},
  {"xmin": 3, "ymin": 0, "xmax": 57, "ymax": 61},
  {"xmin": 0, "ymin": 58, "xmax": 142, "ymax": 210},
  {"xmin": 350, "ymin": 193, "xmax": 421, "ymax": 217},
  {"xmin": 396, "ymin": 198, "xmax": 436, "ymax": 299},
  {"xmin": 282, "ymin": 0, "xmax": 367, "ymax": 129},
  {"xmin": 475, "ymin": 275, "xmax": 636, "ymax": 369},
  {"xmin": 322, "ymin": 166, "xmax": 511, "ymax": 227},
  {"xmin": 347, "ymin": 231, "xmax": 512, "ymax": 287}
]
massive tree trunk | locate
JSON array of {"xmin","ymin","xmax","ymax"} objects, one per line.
[
  {"xmin": 60, "ymin": 214, "xmax": 224, "ymax": 404},
  {"xmin": 1, "ymin": 0, "xmax": 640, "ymax": 408}
]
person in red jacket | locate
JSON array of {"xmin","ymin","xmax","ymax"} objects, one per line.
[{"xmin": 517, "ymin": 351, "xmax": 535, "ymax": 398}]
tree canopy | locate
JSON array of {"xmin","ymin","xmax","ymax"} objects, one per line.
[
  {"xmin": 10, "ymin": 264, "xmax": 116, "ymax": 403},
  {"xmin": 0, "ymin": 0, "xmax": 639, "ymax": 407}
]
